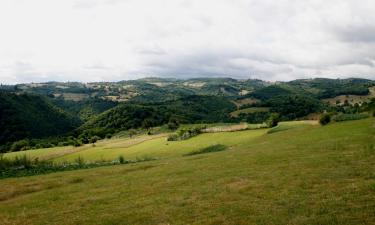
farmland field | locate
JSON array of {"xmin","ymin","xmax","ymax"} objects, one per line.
[{"xmin": 1, "ymin": 118, "xmax": 375, "ymax": 224}]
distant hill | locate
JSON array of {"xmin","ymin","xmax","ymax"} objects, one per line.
[
  {"xmin": 5, "ymin": 77, "xmax": 373, "ymax": 104},
  {"xmin": 1, "ymin": 77, "xmax": 375, "ymax": 151}
]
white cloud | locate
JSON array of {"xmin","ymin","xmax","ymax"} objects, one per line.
[{"xmin": 0, "ymin": 0, "xmax": 375, "ymax": 84}]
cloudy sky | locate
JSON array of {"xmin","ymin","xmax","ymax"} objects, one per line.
[{"xmin": 1, "ymin": 0, "xmax": 375, "ymax": 84}]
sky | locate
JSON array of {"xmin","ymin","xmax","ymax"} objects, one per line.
[{"xmin": 1, "ymin": 0, "xmax": 375, "ymax": 84}]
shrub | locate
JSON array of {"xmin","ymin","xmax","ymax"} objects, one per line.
[
  {"xmin": 319, "ymin": 114, "xmax": 331, "ymax": 125},
  {"xmin": 167, "ymin": 134, "xmax": 179, "ymax": 141},
  {"xmin": 118, "ymin": 155, "xmax": 126, "ymax": 164},
  {"xmin": 89, "ymin": 136, "xmax": 100, "ymax": 144},
  {"xmin": 73, "ymin": 139, "xmax": 83, "ymax": 147},
  {"xmin": 128, "ymin": 129, "xmax": 137, "ymax": 138},
  {"xmin": 10, "ymin": 139, "xmax": 30, "ymax": 152},
  {"xmin": 75, "ymin": 156, "xmax": 85, "ymax": 166},
  {"xmin": 266, "ymin": 113, "xmax": 279, "ymax": 128},
  {"xmin": 168, "ymin": 126, "xmax": 204, "ymax": 141},
  {"xmin": 167, "ymin": 119, "xmax": 180, "ymax": 130}
]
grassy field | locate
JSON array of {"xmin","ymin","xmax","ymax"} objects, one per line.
[
  {"xmin": 4, "ymin": 129, "xmax": 268, "ymax": 163},
  {"xmin": 1, "ymin": 118, "xmax": 375, "ymax": 224}
]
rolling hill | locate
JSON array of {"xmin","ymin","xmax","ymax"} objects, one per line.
[{"xmin": 1, "ymin": 118, "xmax": 374, "ymax": 224}]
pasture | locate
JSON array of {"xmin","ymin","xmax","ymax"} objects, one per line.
[{"xmin": 1, "ymin": 118, "xmax": 375, "ymax": 224}]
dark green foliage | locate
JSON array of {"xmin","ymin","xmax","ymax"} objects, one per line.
[
  {"xmin": 10, "ymin": 139, "xmax": 30, "ymax": 152},
  {"xmin": 288, "ymin": 78, "xmax": 373, "ymax": 99},
  {"xmin": 118, "ymin": 155, "xmax": 127, "ymax": 164},
  {"xmin": 167, "ymin": 134, "xmax": 179, "ymax": 141},
  {"xmin": 89, "ymin": 136, "xmax": 100, "ymax": 144},
  {"xmin": 184, "ymin": 144, "xmax": 227, "ymax": 156},
  {"xmin": 319, "ymin": 114, "xmax": 331, "ymax": 125},
  {"xmin": 0, "ymin": 92, "xmax": 81, "ymax": 150},
  {"xmin": 167, "ymin": 118, "xmax": 180, "ymax": 130},
  {"xmin": 53, "ymin": 98, "xmax": 117, "ymax": 121},
  {"xmin": 250, "ymin": 85, "xmax": 292, "ymax": 100},
  {"xmin": 266, "ymin": 95, "xmax": 323, "ymax": 120},
  {"xmin": 266, "ymin": 113, "xmax": 280, "ymax": 128},
  {"xmin": 80, "ymin": 96, "xmax": 236, "ymax": 133}
]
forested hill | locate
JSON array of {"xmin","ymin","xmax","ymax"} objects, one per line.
[
  {"xmin": 79, "ymin": 95, "xmax": 236, "ymax": 134},
  {"xmin": 1, "ymin": 77, "xmax": 375, "ymax": 152},
  {"xmin": 0, "ymin": 91, "xmax": 81, "ymax": 146}
]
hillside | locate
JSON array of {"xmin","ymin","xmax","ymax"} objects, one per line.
[
  {"xmin": 7, "ymin": 77, "xmax": 373, "ymax": 104},
  {"xmin": 80, "ymin": 95, "xmax": 236, "ymax": 135},
  {"xmin": 1, "ymin": 77, "xmax": 374, "ymax": 152},
  {"xmin": 1, "ymin": 118, "xmax": 374, "ymax": 224},
  {"xmin": 0, "ymin": 92, "xmax": 81, "ymax": 150}
]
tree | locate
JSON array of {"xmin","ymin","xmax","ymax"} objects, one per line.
[
  {"xmin": 167, "ymin": 118, "xmax": 180, "ymax": 130},
  {"xmin": 89, "ymin": 136, "xmax": 100, "ymax": 144},
  {"xmin": 319, "ymin": 114, "xmax": 331, "ymax": 125},
  {"xmin": 266, "ymin": 113, "xmax": 279, "ymax": 128}
]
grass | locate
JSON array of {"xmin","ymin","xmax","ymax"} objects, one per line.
[
  {"xmin": 3, "ymin": 129, "xmax": 267, "ymax": 163},
  {"xmin": 184, "ymin": 144, "xmax": 228, "ymax": 156},
  {"xmin": 267, "ymin": 120, "xmax": 319, "ymax": 134},
  {"xmin": 1, "ymin": 118, "xmax": 375, "ymax": 224}
]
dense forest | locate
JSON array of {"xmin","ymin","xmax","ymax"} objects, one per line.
[
  {"xmin": 1, "ymin": 77, "xmax": 374, "ymax": 152},
  {"xmin": 0, "ymin": 91, "xmax": 81, "ymax": 151}
]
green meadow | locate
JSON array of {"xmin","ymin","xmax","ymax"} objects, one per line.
[{"xmin": 1, "ymin": 118, "xmax": 375, "ymax": 224}]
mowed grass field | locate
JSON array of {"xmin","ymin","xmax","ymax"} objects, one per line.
[{"xmin": 1, "ymin": 119, "xmax": 375, "ymax": 224}]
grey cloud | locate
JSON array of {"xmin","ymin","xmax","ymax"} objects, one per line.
[{"xmin": 335, "ymin": 25, "xmax": 375, "ymax": 43}]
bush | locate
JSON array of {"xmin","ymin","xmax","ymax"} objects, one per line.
[
  {"xmin": 73, "ymin": 139, "xmax": 83, "ymax": 147},
  {"xmin": 89, "ymin": 136, "xmax": 100, "ymax": 144},
  {"xmin": 319, "ymin": 114, "xmax": 331, "ymax": 125},
  {"xmin": 10, "ymin": 139, "xmax": 30, "ymax": 152},
  {"xmin": 75, "ymin": 156, "xmax": 85, "ymax": 166},
  {"xmin": 168, "ymin": 126, "xmax": 204, "ymax": 141},
  {"xmin": 266, "ymin": 113, "xmax": 279, "ymax": 128},
  {"xmin": 167, "ymin": 119, "xmax": 180, "ymax": 130},
  {"xmin": 118, "ymin": 155, "xmax": 126, "ymax": 164},
  {"xmin": 167, "ymin": 134, "xmax": 179, "ymax": 141}
]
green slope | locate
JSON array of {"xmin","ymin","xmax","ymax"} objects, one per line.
[{"xmin": 1, "ymin": 118, "xmax": 374, "ymax": 224}]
